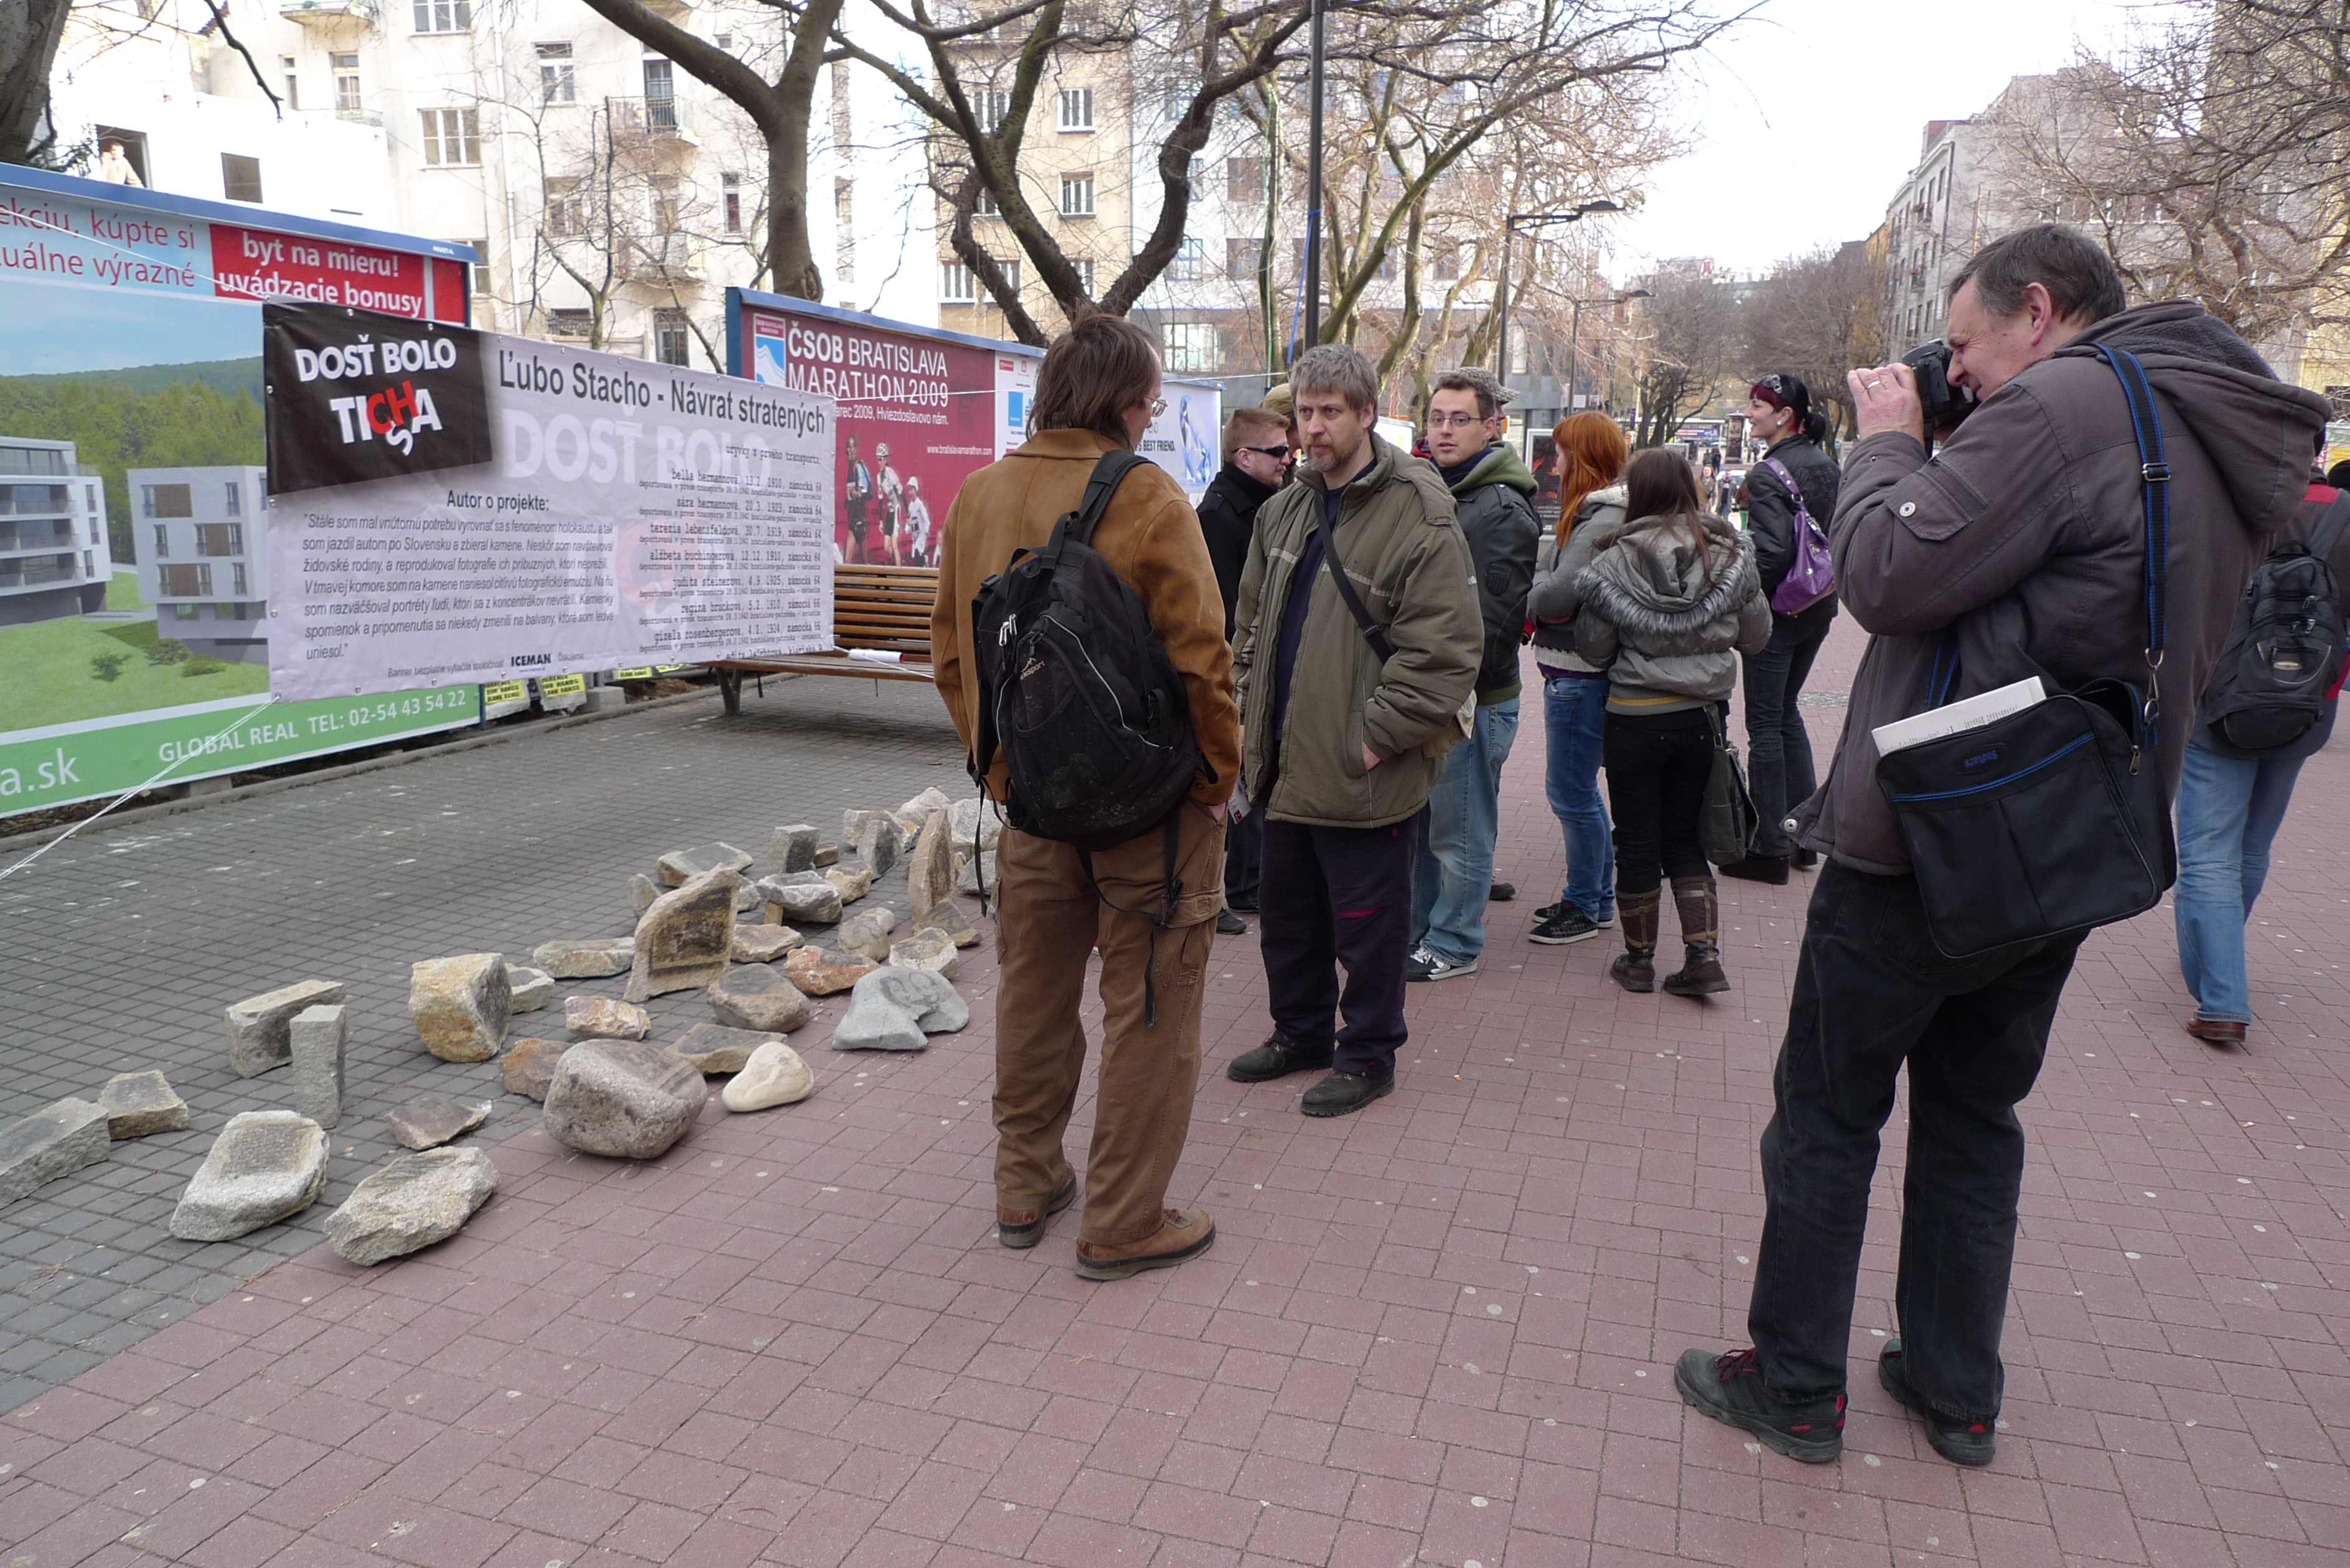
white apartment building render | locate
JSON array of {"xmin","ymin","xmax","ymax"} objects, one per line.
[
  {"xmin": 127, "ymin": 465, "xmax": 271, "ymax": 662},
  {"xmin": 0, "ymin": 441, "xmax": 111, "ymax": 628}
]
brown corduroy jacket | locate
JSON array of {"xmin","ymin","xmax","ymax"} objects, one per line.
[{"xmin": 931, "ymin": 427, "xmax": 1241, "ymax": 810}]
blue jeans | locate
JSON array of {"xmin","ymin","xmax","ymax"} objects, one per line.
[
  {"xmin": 2173, "ymin": 740, "xmax": 2305, "ymax": 1024},
  {"xmin": 1741, "ymin": 608, "xmax": 1833, "ymax": 857},
  {"xmin": 1543, "ymin": 674, "xmax": 1614, "ymax": 920},
  {"xmin": 1411, "ymin": 696, "xmax": 1519, "ymax": 964}
]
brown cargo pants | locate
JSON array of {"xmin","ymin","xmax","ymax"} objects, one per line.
[{"xmin": 991, "ymin": 801, "xmax": 1225, "ymax": 1248}]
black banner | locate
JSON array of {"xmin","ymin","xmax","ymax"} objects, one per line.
[{"xmin": 264, "ymin": 301, "xmax": 492, "ymax": 494}]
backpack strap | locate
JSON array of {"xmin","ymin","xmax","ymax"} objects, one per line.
[
  {"xmin": 1050, "ymin": 449, "xmax": 1149, "ymax": 553},
  {"xmin": 2091, "ymin": 343, "xmax": 2171, "ymax": 752},
  {"xmin": 2306, "ymin": 490, "xmax": 2350, "ymax": 568},
  {"xmin": 1314, "ymin": 480, "xmax": 1397, "ymax": 663}
]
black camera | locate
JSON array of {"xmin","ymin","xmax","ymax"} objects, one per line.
[{"xmin": 1903, "ymin": 339, "xmax": 1977, "ymax": 437}]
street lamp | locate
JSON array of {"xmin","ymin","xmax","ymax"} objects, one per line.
[
  {"xmin": 1494, "ymin": 202, "xmax": 1619, "ymax": 390},
  {"xmin": 1564, "ymin": 287, "xmax": 1649, "ymax": 414}
]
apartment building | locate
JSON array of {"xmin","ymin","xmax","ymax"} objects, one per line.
[
  {"xmin": 126, "ymin": 465, "xmax": 270, "ymax": 663},
  {"xmin": 0, "ymin": 441, "xmax": 112, "ymax": 629}
]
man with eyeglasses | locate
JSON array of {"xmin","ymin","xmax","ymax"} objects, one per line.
[
  {"xmin": 1405, "ymin": 368, "xmax": 1540, "ymax": 982},
  {"xmin": 1197, "ymin": 404, "xmax": 1296, "ymax": 933}
]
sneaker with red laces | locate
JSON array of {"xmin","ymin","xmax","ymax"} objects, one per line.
[
  {"xmin": 1878, "ymin": 1340, "xmax": 1996, "ymax": 1466},
  {"xmin": 1673, "ymin": 1346, "xmax": 1845, "ymax": 1463}
]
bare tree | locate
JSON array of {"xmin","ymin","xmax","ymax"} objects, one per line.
[
  {"xmin": 1743, "ymin": 240, "xmax": 1884, "ymax": 449},
  {"xmin": 2, "ymin": 0, "xmax": 76, "ymax": 164},
  {"xmin": 1629, "ymin": 263, "xmax": 1738, "ymax": 449}
]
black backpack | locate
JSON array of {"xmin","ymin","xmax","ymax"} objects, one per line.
[{"xmin": 2197, "ymin": 493, "xmax": 2350, "ymax": 757}]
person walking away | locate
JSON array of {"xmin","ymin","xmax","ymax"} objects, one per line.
[
  {"xmin": 841, "ymin": 436, "xmax": 873, "ymax": 564},
  {"xmin": 1407, "ymin": 368, "xmax": 1540, "ymax": 981},
  {"xmin": 1225, "ymin": 344, "xmax": 1481, "ymax": 1116},
  {"xmin": 930, "ymin": 314, "xmax": 1241, "ymax": 1281},
  {"xmin": 1524, "ymin": 412, "xmax": 1629, "ymax": 945},
  {"xmin": 1574, "ymin": 450, "xmax": 1769, "ymax": 995},
  {"xmin": 1675, "ymin": 224, "xmax": 2329, "ymax": 1467},
  {"xmin": 1721, "ymin": 373, "xmax": 1841, "ymax": 885},
  {"xmin": 1197, "ymin": 405, "xmax": 1295, "ymax": 934},
  {"xmin": 2173, "ymin": 450, "xmax": 2349, "ymax": 1047}
]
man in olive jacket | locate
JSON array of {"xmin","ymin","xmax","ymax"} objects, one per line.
[{"xmin": 1224, "ymin": 345, "xmax": 1482, "ymax": 1117}]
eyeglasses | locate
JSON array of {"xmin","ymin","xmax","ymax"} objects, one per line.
[
  {"xmin": 1148, "ymin": 398, "xmax": 1167, "ymax": 417},
  {"xmin": 1426, "ymin": 413, "xmax": 1489, "ymax": 430},
  {"xmin": 1242, "ymin": 443, "xmax": 1293, "ymax": 462}
]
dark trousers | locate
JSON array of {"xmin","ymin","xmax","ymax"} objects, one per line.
[
  {"xmin": 1748, "ymin": 862, "xmax": 2084, "ymax": 1421},
  {"xmin": 1224, "ymin": 806, "xmax": 1263, "ymax": 908},
  {"xmin": 1601, "ymin": 708, "xmax": 1714, "ymax": 896},
  {"xmin": 1259, "ymin": 816, "xmax": 1413, "ymax": 1078},
  {"xmin": 1741, "ymin": 608, "xmax": 1834, "ymax": 856}
]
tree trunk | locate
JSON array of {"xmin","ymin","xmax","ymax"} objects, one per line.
[
  {"xmin": 0, "ymin": 0, "xmax": 72, "ymax": 167},
  {"xmin": 762, "ymin": 0, "xmax": 841, "ymax": 301}
]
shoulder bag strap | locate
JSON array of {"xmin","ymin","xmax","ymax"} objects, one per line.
[
  {"xmin": 1315, "ymin": 482, "xmax": 1397, "ymax": 664},
  {"xmin": 2091, "ymin": 343, "xmax": 2171, "ymax": 754},
  {"xmin": 1759, "ymin": 455, "xmax": 1809, "ymax": 523},
  {"xmin": 2305, "ymin": 490, "xmax": 2350, "ymax": 567},
  {"xmin": 1051, "ymin": 450, "xmax": 1149, "ymax": 553}
]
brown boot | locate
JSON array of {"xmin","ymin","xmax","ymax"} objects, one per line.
[
  {"xmin": 1074, "ymin": 1207, "xmax": 1216, "ymax": 1281},
  {"xmin": 1664, "ymin": 875, "xmax": 1730, "ymax": 997},
  {"xmin": 1609, "ymin": 889, "xmax": 1660, "ymax": 992}
]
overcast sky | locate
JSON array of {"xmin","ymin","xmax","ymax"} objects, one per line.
[{"xmin": 1604, "ymin": 0, "xmax": 2178, "ymax": 278}]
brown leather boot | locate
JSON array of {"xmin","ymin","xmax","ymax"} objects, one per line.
[
  {"xmin": 1074, "ymin": 1207, "xmax": 1216, "ymax": 1281},
  {"xmin": 1664, "ymin": 875, "xmax": 1730, "ymax": 997},
  {"xmin": 997, "ymin": 1174, "xmax": 1079, "ymax": 1249},
  {"xmin": 1609, "ymin": 889, "xmax": 1660, "ymax": 992}
]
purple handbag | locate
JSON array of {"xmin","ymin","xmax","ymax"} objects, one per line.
[{"xmin": 1761, "ymin": 455, "xmax": 1835, "ymax": 615}]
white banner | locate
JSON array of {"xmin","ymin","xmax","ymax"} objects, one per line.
[{"xmin": 264, "ymin": 302, "xmax": 835, "ymax": 701}]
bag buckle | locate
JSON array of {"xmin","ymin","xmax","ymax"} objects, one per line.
[{"xmin": 2141, "ymin": 461, "xmax": 2171, "ymax": 483}]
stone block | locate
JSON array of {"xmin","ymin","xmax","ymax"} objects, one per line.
[
  {"xmin": 732, "ymin": 924, "xmax": 800, "ymax": 964},
  {"xmin": 565, "ymin": 996, "xmax": 650, "ymax": 1040},
  {"xmin": 836, "ymin": 905, "xmax": 901, "ymax": 963},
  {"xmin": 506, "ymin": 966, "xmax": 556, "ymax": 1013},
  {"xmin": 224, "ymin": 979, "xmax": 346, "ymax": 1079},
  {"xmin": 949, "ymin": 797, "xmax": 1000, "ymax": 857},
  {"xmin": 894, "ymin": 786, "xmax": 953, "ymax": 836},
  {"xmin": 853, "ymin": 814, "xmax": 906, "ymax": 876},
  {"xmin": 957, "ymin": 845, "xmax": 1001, "ymax": 900},
  {"xmin": 706, "ymin": 964, "xmax": 813, "ymax": 1033},
  {"xmin": 906, "ymin": 810, "xmax": 955, "ymax": 923},
  {"xmin": 410, "ymin": 954, "xmax": 511, "ymax": 1063},
  {"xmin": 0, "ymin": 1098, "xmax": 110, "ymax": 1207},
  {"xmin": 670, "ymin": 1022, "xmax": 777, "ymax": 1074},
  {"xmin": 533, "ymin": 937, "xmax": 634, "ymax": 979},
  {"xmin": 169, "ymin": 1110, "xmax": 327, "ymax": 1241},
  {"xmin": 542, "ymin": 1040, "xmax": 708, "ymax": 1159},
  {"xmin": 813, "ymin": 842, "xmax": 840, "ymax": 867},
  {"xmin": 887, "ymin": 929, "xmax": 960, "ymax": 979},
  {"xmin": 500, "ymin": 1038, "xmax": 570, "ymax": 1100},
  {"xmin": 760, "ymin": 876, "xmax": 842, "ymax": 926},
  {"xmin": 918, "ymin": 899, "xmax": 980, "ymax": 949},
  {"xmin": 722, "ymin": 1040, "xmax": 815, "ymax": 1111},
  {"xmin": 97, "ymin": 1071, "xmax": 187, "ymax": 1140},
  {"xmin": 325, "ymin": 1147, "xmax": 499, "ymax": 1266},
  {"xmin": 823, "ymin": 864, "xmax": 874, "ymax": 905},
  {"xmin": 768, "ymin": 824, "xmax": 819, "ymax": 874},
  {"xmin": 385, "ymin": 1098, "xmax": 491, "ymax": 1150},
  {"xmin": 629, "ymin": 874, "xmax": 662, "ymax": 917},
  {"xmin": 626, "ymin": 866, "xmax": 739, "ymax": 1002},
  {"xmin": 288, "ymin": 1004, "xmax": 348, "ymax": 1129},
  {"xmin": 782, "ymin": 947, "xmax": 877, "ymax": 996},
  {"xmin": 832, "ymin": 967, "xmax": 968, "ymax": 1052},
  {"xmin": 657, "ymin": 842, "xmax": 753, "ymax": 887}
]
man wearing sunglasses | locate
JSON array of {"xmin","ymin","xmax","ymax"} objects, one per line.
[{"xmin": 1197, "ymin": 404, "xmax": 1295, "ymax": 932}]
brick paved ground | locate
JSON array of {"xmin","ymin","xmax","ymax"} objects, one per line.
[{"xmin": 4, "ymin": 629, "xmax": 2349, "ymax": 1567}]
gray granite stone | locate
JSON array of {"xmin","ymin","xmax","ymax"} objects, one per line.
[
  {"xmin": 288, "ymin": 1004, "xmax": 347, "ymax": 1129},
  {"xmin": 768, "ymin": 824, "xmax": 818, "ymax": 874},
  {"xmin": 0, "ymin": 1099, "xmax": 110, "ymax": 1208},
  {"xmin": 96, "ymin": 1072, "xmax": 188, "ymax": 1141},
  {"xmin": 383, "ymin": 1098, "xmax": 492, "ymax": 1150},
  {"xmin": 532, "ymin": 936, "xmax": 634, "ymax": 978},
  {"xmin": 169, "ymin": 1111, "xmax": 328, "ymax": 1241},
  {"xmin": 541, "ymin": 1041, "xmax": 708, "ymax": 1159},
  {"xmin": 223, "ymin": 979, "xmax": 346, "ymax": 1078},
  {"xmin": 625, "ymin": 866, "xmax": 738, "ymax": 1002},
  {"xmin": 505, "ymin": 965, "xmax": 555, "ymax": 1013},
  {"xmin": 325, "ymin": 1148, "xmax": 498, "ymax": 1266},
  {"xmin": 657, "ymin": 842, "xmax": 753, "ymax": 886},
  {"xmin": 705, "ymin": 965, "xmax": 813, "ymax": 1034},
  {"xmin": 409, "ymin": 954, "xmax": 510, "ymax": 1063}
]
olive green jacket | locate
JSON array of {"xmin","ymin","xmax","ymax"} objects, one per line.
[{"xmin": 1232, "ymin": 432, "xmax": 1482, "ymax": 828}]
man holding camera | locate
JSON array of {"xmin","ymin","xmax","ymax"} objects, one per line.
[{"xmin": 1676, "ymin": 225, "xmax": 2330, "ymax": 1467}]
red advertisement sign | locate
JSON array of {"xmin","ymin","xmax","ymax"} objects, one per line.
[
  {"xmin": 209, "ymin": 223, "xmax": 429, "ymax": 316},
  {"xmin": 746, "ymin": 307, "xmax": 1000, "ymax": 567}
]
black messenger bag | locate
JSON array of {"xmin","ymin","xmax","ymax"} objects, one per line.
[{"xmin": 1873, "ymin": 343, "xmax": 2178, "ymax": 960}]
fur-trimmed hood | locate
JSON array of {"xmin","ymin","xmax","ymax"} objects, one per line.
[{"xmin": 1575, "ymin": 512, "xmax": 1758, "ymax": 643}]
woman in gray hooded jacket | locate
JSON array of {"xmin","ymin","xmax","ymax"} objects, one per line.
[{"xmin": 1574, "ymin": 449, "xmax": 1771, "ymax": 996}]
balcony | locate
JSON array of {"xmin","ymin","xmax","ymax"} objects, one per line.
[
  {"xmin": 281, "ymin": 0, "xmax": 376, "ymax": 26},
  {"xmin": 608, "ymin": 95, "xmax": 698, "ymax": 148},
  {"xmin": 621, "ymin": 236, "xmax": 701, "ymax": 283},
  {"xmin": 0, "ymin": 562, "xmax": 75, "ymax": 592},
  {"xmin": 0, "ymin": 522, "xmax": 75, "ymax": 554}
]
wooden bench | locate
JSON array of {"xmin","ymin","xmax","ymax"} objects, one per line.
[{"xmin": 709, "ymin": 563, "xmax": 939, "ymax": 714}]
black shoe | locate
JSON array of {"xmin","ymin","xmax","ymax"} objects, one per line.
[
  {"xmin": 996, "ymin": 1174, "xmax": 1078, "ymax": 1249},
  {"xmin": 1791, "ymin": 849, "xmax": 1819, "ymax": 870},
  {"xmin": 1878, "ymin": 1341, "xmax": 1997, "ymax": 1467},
  {"xmin": 1718, "ymin": 855, "xmax": 1790, "ymax": 885},
  {"xmin": 1225, "ymin": 896, "xmax": 1259, "ymax": 913},
  {"xmin": 1528, "ymin": 907, "xmax": 1601, "ymax": 946},
  {"xmin": 1215, "ymin": 909, "xmax": 1250, "ymax": 935},
  {"xmin": 1488, "ymin": 882, "xmax": 1515, "ymax": 902},
  {"xmin": 1674, "ymin": 1347, "xmax": 1845, "ymax": 1464},
  {"xmin": 1227, "ymin": 1035, "xmax": 1333, "ymax": 1083},
  {"xmin": 1301, "ymin": 1070, "xmax": 1394, "ymax": 1118}
]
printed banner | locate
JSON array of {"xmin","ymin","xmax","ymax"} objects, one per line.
[
  {"xmin": 0, "ymin": 167, "xmax": 475, "ymax": 813},
  {"xmin": 264, "ymin": 302, "xmax": 834, "ymax": 701}
]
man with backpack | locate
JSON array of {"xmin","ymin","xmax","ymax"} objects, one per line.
[
  {"xmin": 930, "ymin": 314, "xmax": 1240, "ymax": 1281},
  {"xmin": 2173, "ymin": 450, "xmax": 2349, "ymax": 1048},
  {"xmin": 1224, "ymin": 344, "xmax": 1482, "ymax": 1117}
]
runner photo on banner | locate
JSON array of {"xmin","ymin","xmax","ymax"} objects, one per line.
[{"xmin": 264, "ymin": 301, "xmax": 835, "ymax": 702}]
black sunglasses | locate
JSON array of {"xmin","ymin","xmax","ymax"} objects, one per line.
[{"xmin": 1242, "ymin": 443, "xmax": 1293, "ymax": 461}]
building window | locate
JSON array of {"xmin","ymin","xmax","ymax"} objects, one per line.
[
  {"xmin": 1059, "ymin": 174, "xmax": 1093, "ymax": 217},
  {"xmin": 1161, "ymin": 322, "xmax": 1215, "ymax": 373},
  {"xmin": 1169, "ymin": 237, "xmax": 1204, "ymax": 281},
  {"xmin": 152, "ymin": 523, "xmax": 169, "ymax": 558},
  {"xmin": 281, "ymin": 56, "xmax": 299, "ymax": 111},
  {"xmin": 996, "ymin": 257, "xmax": 1022, "ymax": 295},
  {"xmin": 332, "ymin": 54, "xmax": 361, "ymax": 116},
  {"xmin": 538, "ymin": 43, "xmax": 574, "ymax": 104},
  {"xmin": 141, "ymin": 483, "xmax": 192, "ymax": 519},
  {"xmin": 174, "ymin": 602, "xmax": 200, "ymax": 621},
  {"xmin": 466, "ymin": 241, "xmax": 491, "ymax": 294},
  {"xmin": 978, "ymin": 90, "xmax": 1011, "ymax": 134},
  {"xmin": 221, "ymin": 154, "xmax": 263, "ymax": 204},
  {"xmin": 83, "ymin": 551, "xmax": 95, "ymax": 579},
  {"xmin": 1059, "ymin": 88, "xmax": 1093, "ymax": 131},
  {"xmin": 650, "ymin": 179, "xmax": 681, "ymax": 235},
  {"xmin": 232, "ymin": 563, "xmax": 248, "ymax": 596},
  {"xmin": 548, "ymin": 309, "xmax": 592, "ymax": 338},
  {"xmin": 1074, "ymin": 258, "xmax": 1095, "ymax": 294},
  {"xmin": 643, "ymin": 60, "xmax": 676, "ymax": 130},
  {"xmin": 655, "ymin": 310, "xmax": 690, "ymax": 366},
  {"xmin": 420, "ymin": 108, "xmax": 481, "ymax": 167},
  {"xmin": 413, "ymin": 0, "xmax": 470, "ymax": 30},
  {"xmin": 941, "ymin": 262, "xmax": 975, "ymax": 302},
  {"xmin": 163, "ymin": 564, "xmax": 212, "ymax": 597},
  {"xmin": 223, "ymin": 481, "xmax": 241, "ymax": 516},
  {"xmin": 1226, "ymin": 237, "xmax": 1263, "ymax": 277},
  {"xmin": 197, "ymin": 523, "xmax": 244, "ymax": 557},
  {"xmin": 545, "ymin": 180, "xmax": 582, "ymax": 237},
  {"xmin": 722, "ymin": 174, "xmax": 742, "ymax": 233},
  {"xmin": 1225, "ymin": 156, "xmax": 1265, "ymax": 203}
]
